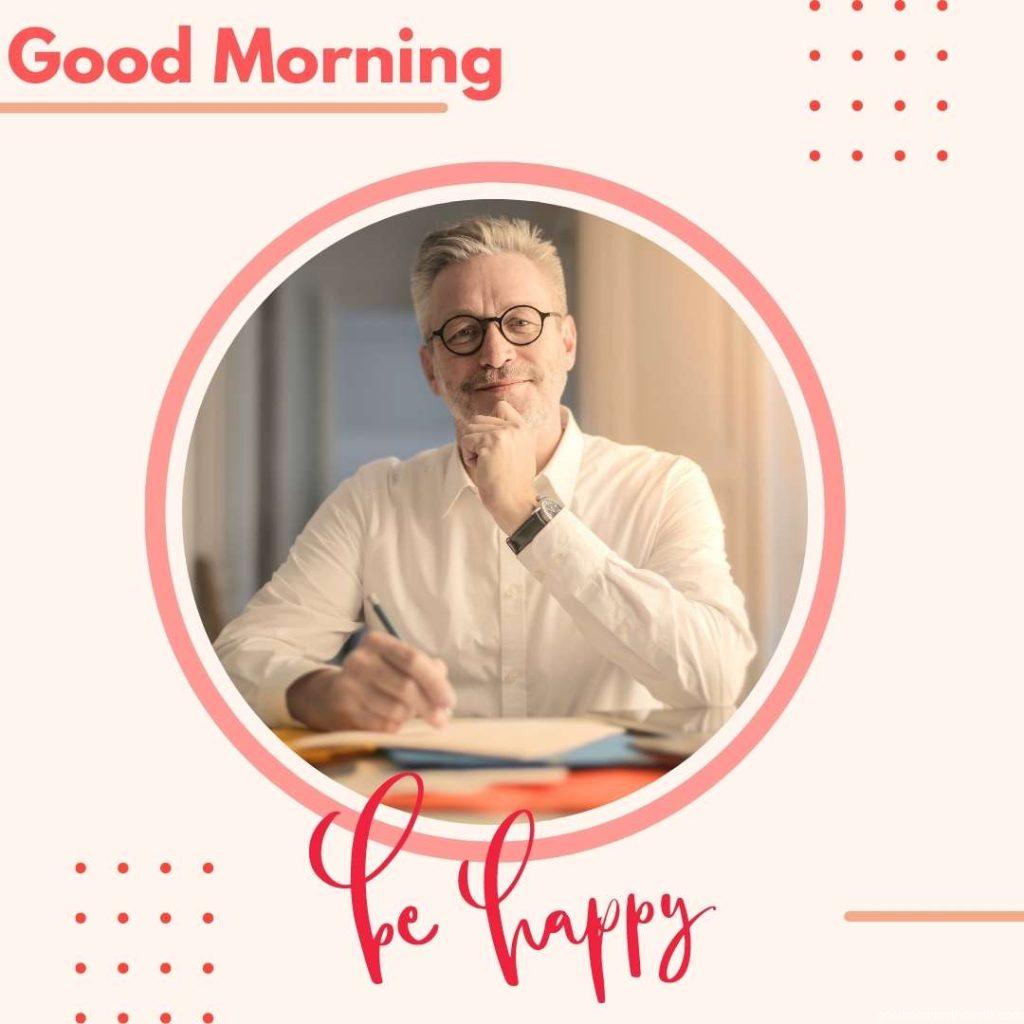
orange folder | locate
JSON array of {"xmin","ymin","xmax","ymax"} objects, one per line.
[{"xmin": 383, "ymin": 768, "xmax": 665, "ymax": 814}]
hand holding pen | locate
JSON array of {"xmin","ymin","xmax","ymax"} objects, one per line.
[
  {"xmin": 285, "ymin": 595, "xmax": 456, "ymax": 733},
  {"xmin": 361, "ymin": 593, "xmax": 455, "ymax": 729}
]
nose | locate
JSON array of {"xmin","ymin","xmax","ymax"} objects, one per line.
[{"xmin": 477, "ymin": 319, "xmax": 515, "ymax": 367}]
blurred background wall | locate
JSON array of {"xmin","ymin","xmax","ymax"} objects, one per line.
[{"xmin": 184, "ymin": 200, "xmax": 806, "ymax": 697}]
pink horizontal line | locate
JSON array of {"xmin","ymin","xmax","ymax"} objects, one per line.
[
  {"xmin": 845, "ymin": 911, "xmax": 1024, "ymax": 923},
  {"xmin": 0, "ymin": 101, "xmax": 447, "ymax": 114}
]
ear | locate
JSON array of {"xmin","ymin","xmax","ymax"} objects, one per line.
[
  {"xmin": 560, "ymin": 314, "xmax": 578, "ymax": 372},
  {"xmin": 419, "ymin": 342, "xmax": 442, "ymax": 397}
]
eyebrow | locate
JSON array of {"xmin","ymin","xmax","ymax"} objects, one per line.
[{"xmin": 437, "ymin": 302, "xmax": 538, "ymax": 319}]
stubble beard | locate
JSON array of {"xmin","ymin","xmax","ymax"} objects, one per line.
[{"xmin": 441, "ymin": 364, "xmax": 561, "ymax": 431}]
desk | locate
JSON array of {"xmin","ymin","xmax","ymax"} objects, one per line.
[{"xmin": 276, "ymin": 708, "xmax": 732, "ymax": 825}]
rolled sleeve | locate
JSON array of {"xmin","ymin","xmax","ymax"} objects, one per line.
[
  {"xmin": 514, "ymin": 464, "xmax": 756, "ymax": 708},
  {"xmin": 213, "ymin": 462, "xmax": 390, "ymax": 728},
  {"xmin": 517, "ymin": 508, "xmax": 607, "ymax": 593}
]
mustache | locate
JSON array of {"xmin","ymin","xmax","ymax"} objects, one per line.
[{"xmin": 460, "ymin": 365, "xmax": 542, "ymax": 392}]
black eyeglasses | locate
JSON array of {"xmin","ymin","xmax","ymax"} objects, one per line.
[{"xmin": 429, "ymin": 305, "xmax": 561, "ymax": 356}]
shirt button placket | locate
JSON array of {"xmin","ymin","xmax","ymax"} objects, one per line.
[{"xmin": 498, "ymin": 536, "xmax": 528, "ymax": 717}]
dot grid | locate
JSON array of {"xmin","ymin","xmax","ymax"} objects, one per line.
[
  {"xmin": 72, "ymin": 861, "xmax": 217, "ymax": 1023},
  {"xmin": 807, "ymin": 0, "xmax": 950, "ymax": 162}
]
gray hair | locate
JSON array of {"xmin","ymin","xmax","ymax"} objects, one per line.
[{"xmin": 410, "ymin": 216, "xmax": 567, "ymax": 337}]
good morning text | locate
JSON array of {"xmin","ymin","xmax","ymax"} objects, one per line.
[{"xmin": 7, "ymin": 25, "xmax": 502, "ymax": 101}]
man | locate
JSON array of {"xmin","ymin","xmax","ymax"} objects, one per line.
[{"xmin": 214, "ymin": 216, "xmax": 756, "ymax": 732}]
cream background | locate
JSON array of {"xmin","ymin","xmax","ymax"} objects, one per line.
[{"xmin": 2, "ymin": 1, "xmax": 1022, "ymax": 1021}]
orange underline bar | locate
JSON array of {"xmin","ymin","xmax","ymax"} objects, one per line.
[
  {"xmin": 845, "ymin": 911, "xmax": 1024, "ymax": 923},
  {"xmin": 0, "ymin": 101, "xmax": 447, "ymax": 114}
]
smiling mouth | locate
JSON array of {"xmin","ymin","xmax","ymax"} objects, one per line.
[{"xmin": 474, "ymin": 380, "xmax": 528, "ymax": 391}]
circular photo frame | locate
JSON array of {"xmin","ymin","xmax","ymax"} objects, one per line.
[{"xmin": 146, "ymin": 162, "xmax": 845, "ymax": 861}]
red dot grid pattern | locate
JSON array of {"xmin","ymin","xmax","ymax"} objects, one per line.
[
  {"xmin": 73, "ymin": 857, "xmax": 218, "ymax": 1023},
  {"xmin": 807, "ymin": 0, "xmax": 950, "ymax": 165}
]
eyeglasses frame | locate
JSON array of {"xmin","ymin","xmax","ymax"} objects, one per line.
[{"xmin": 428, "ymin": 305, "xmax": 563, "ymax": 356}]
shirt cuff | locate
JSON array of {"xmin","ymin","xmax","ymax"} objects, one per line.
[
  {"xmin": 256, "ymin": 656, "xmax": 333, "ymax": 729},
  {"xmin": 515, "ymin": 508, "xmax": 609, "ymax": 596}
]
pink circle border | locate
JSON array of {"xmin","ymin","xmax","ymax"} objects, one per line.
[{"xmin": 145, "ymin": 162, "xmax": 844, "ymax": 861}]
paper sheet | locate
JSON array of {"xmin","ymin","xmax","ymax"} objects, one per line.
[{"xmin": 288, "ymin": 717, "xmax": 622, "ymax": 761}]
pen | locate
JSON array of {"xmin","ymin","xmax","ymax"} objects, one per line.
[
  {"xmin": 369, "ymin": 592, "xmax": 452, "ymax": 727},
  {"xmin": 369, "ymin": 592, "xmax": 401, "ymax": 639}
]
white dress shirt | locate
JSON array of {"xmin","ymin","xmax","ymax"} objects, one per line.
[{"xmin": 214, "ymin": 407, "xmax": 756, "ymax": 727}]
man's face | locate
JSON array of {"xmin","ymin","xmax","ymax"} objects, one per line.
[{"xmin": 419, "ymin": 253, "xmax": 577, "ymax": 429}]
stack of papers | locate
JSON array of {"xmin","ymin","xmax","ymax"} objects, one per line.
[
  {"xmin": 278, "ymin": 715, "xmax": 695, "ymax": 817},
  {"xmin": 288, "ymin": 717, "xmax": 624, "ymax": 762}
]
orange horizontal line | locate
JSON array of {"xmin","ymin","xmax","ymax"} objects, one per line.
[
  {"xmin": 845, "ymin": 911, "xmax": 1024, "ymax": 923},
  {"xmin": 0, "ymin": 101, "xmax": 447, "ymax": 114}
]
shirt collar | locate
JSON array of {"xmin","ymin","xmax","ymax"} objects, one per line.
[
  {"xmin": 440, "ymin": 405, "xmax": 584, "ymax": 519},
  {"xmin": 537, "ymin": 405, "xmax": 584, "ymax": 507}
]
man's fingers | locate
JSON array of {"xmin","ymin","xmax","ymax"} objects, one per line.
[
  {"xmin": 466, "ymin": 414, "xmax": 513, "ymax": 425},
  {"xmin": 358, "ymin": 684, "xmax": 412, "ymax": 731},
  {"xmin": 336, "ymin": 673, "xmax": 415, "ymax": 733},
  {"xmin": 349, "ymin": 695, "xmax": 402, "ymax": 733},
  {"xmin": 462, "ymin": 425, "xmax": 515, "ymax": 450},
  {"xmin": 460, "ymin": 432, "xmax": 496, "ymax": 455},
  {"xmin": 362, "ymin": 632, "xmax": 456, "ymax": 710},
  {"xmin": 462, "ymin": 424, "xmax": 507, "ymax": 439},
  {"xmin": 344, "ymin": 644, "xmax": 433, "ymax": 719},
  {"xmin": 464, "ymin": 417, "xmax": 516, "ymax": 434},
  {"xmin": 366, "ymin": 662, "xmax": 432, "ymax": 717},
  {"xmin": 493, "ymin": 399, "xmax": 525, "ymax": 424},
  {"xmin": 322, "ymin": 675, "xmax": 384, "ymax": 732}
]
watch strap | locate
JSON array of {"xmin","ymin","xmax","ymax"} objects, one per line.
[{"xmin": 505, "ymin": 497, "xmax": 563, "ymax": 555}]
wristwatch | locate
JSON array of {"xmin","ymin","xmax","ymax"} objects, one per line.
[{"xmin": 505, "ymin": 496, "xmax": 564, "ymax": 555}]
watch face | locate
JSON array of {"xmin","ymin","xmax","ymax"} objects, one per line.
[{"xmin": 539, "ymin": 497, "xmax": 563, "ymax": 520}]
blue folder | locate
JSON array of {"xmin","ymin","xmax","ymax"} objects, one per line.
[{"xmin": 383, "ymin": 732, "xmax": 661, "ymax": 770}]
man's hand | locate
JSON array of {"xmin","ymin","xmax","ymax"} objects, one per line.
[
  {"xmin": 285, "ymin": 632, "xmax": 456, "ymax": 733},
  {"xmin": 459, "ymin": 399, "xmax": 539, "ymax": 534}
]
